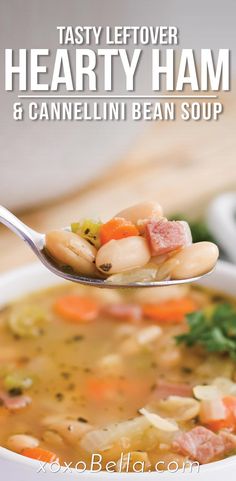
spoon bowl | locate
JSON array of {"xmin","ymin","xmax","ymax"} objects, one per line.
[{"xmin": 0, "ymin": 205, "xmax": 215, "ymax": 288}]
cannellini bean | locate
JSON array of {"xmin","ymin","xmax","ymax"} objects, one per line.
[
  {"xmin": 72, "ymin": 285, "xmax": 123, "ymax": 304},
  {"xmin": 115, "ymin": 201, "xmax": 163, "ymax": 224},
  {"xmin": 119, "ymin": 326, "xmax": 161, "ymax": 354},
  {"xmin": 156, "ymin": 257, "xmax": 181, "ymax": 281},
  {"xmin": 158, "ymin": 396, "xmax": 200, "ymax": 421},
  {"xmin": 7, "ymin": 434, "xmax": 39, "ymax": 453},
  {"xmin": 43, "ymin": 430, "xmax": 64, "ymax": 446},
  {"xmin": 105, "ymin": 266, "xmax": 158, "ymax": 284},
  {"xmin": 171, "ymin": 242, "xmax": 219, "ymax": 279},
  {"xmin": 115, "ymin": 323, "xmax": 138, "ymax": 338},
  {"xmin": 129, "ymin": 285, "xmax": 190, "ymax": 304},
  {"xmin": 45, "ymin": 230, "xmax": 98, "ymax": 276},
  {"xmin": 135, "ymin": 326, "xmax": 162, "ymax": 345},
  {"xmin": 157, "ymin": 348, "xmax": 182, "ymax": 368},
  {"xmin": 193, "ymin": 385, "xmax": 219, "ymax": 401},
  {"xmin": 87, "ymin": 288, "xmax": 123, "ymax": 305},
  {"xmin": 42, "ymin": 416, "xmax": 92, "ymax": 443},
  {"xmin": 152, "ymin": 254, "xmax": 170, "ymax": 265},
  {"xmin": 96, "ymin": 237, "xmax": 151, "ymax": 274},
  {"xmin": 212, "ymin": 377, "xmax": 236, "ymax": 396},
  {"xmin": 120, "ymin": 337, "xmax": 141, "ymax": 355},
  {"xmin": 98, "ymin": 354, "xmax": 123, "ymax": 374}
]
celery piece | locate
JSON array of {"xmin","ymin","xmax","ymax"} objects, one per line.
[
  {"xmin": 4, "ymin": 372, "xmax": 33, "ymax": 391},
  {"xmin": 71, "ymin": 222, "xmax": 80, "ymax": 233},
  {"xmin": 8, "ymin": 305, "xmax": 46, "ymax": 338},
  {"xmin": 71, "ymin": 219, "xmax": 102, "ymax": 248}
]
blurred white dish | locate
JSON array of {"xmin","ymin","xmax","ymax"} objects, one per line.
[
  {"xmin": 0, "ymin": 118, "xmax": 140, "ymax": 211},
  {"xmin": 207, "ymin": 192, "xmax": 236, "ymax": 263}
]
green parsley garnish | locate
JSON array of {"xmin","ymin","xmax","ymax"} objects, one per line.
[{"xmin": 176, "ymin": 303, "xmax": 236, "ymax": 359}]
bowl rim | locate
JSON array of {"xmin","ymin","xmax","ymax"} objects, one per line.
[{"xmin": 0, "ymin": 259, "xmax": 236, "ymax": 477}]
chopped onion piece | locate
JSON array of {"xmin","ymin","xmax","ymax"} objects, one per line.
[
  {"xmin": 130, "ymin": 285, "xmax": 190, "ymax": 304},
  {"xmin": 156, "ymin": 257, "xmax": 181, "ymax": 281},
  {"xmin": 139, "ymin": 408, "xmax": 178, "ymax": 432},
  {"xmin": 98, "ymin": 354, "xmax": 123, "ymax": 374},
  {"xmin": 199, "ymin": 398, "xmax": 227, "ymax": 423},
  {"xmin": 115, "ymin": 324, "xmax": 138, "ymax": 338},
  {"xmin": 212, "ymin": 377, "xmax": 236, "ymax": 397},
  {"xmin": 158, "ymin": 396, "xmax": 200, "ymax": 421},
  {"xmin": 193, "ymin": 385, "xmax": 220, "ymax": 401},
  {"xmin": 80, "ymin": 416, "xmax": 150, "ymax": 453},
  {"xmin": 80, "ymin": 416, "xmax": 150, "ymax": 452},
  {"xmin": 136, "ymin": 326, "xmax": 162, "ymax": 345},
  {"xmin": 105, "ymin": 266, "xmax": 158, "ymax": 284},
  {"xmin": 42, "ymin": 416, "xmax": 92, "ymax": 443},
  {"xmin": 80, "ymin": 412, "xmax": 177, "ymax": 454}
]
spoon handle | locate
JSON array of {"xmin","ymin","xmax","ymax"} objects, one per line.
[{"xmin": 0, "ymin": 205, "xmax": 43, "ymax": 249}]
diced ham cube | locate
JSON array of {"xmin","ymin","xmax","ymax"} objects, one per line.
[
  {"xmin": 145, "ymin": 219, "xmax": 192, "ymax": 256},
  {"xmin": 0, "ymin": 390, "xmax": 31, "ymax": 410},
  {"xmin": 152, "ymin": 380, "xmax": 193, "ymax": 400},
  {"xmin": 219, "ymin": 431, "xmax": 236, "ymax": 452},
  {"xmin": 172, "ymin": 426, "xmax": 236, "ymax": 464},
  {"xmin": 103, "ymin": 303, "xmax": 142, "ymax": 321}
]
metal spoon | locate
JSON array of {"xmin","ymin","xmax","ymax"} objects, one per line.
[{"xmin": 0, "ymin": 205, "xmax": 214, "ymax": 288}]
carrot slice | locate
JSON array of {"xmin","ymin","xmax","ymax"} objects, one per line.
[
  {"xmin": 142, "ymin": 297, "xmax": 197, "ymax": 324},
  {"xmin": 223, "ymin": 396, "xmax": 236, "ymax": 419},
  {"xmin": 86, "ymin": 378, "xmax": 117, "ymax": 401},
  {"xmin": 219, "ymin": 396, "xmax": 236, "ymax": 430},
  {"xmin": 86, "ymin": 378, "xmax": 144, "ymax": 401},
  {"xmin": 21, "ymin": 447, "xmax": 59, "ymax": 463},
  {"xmin": 100, "ymin": 217, "xmax": 139, "ymax": 245},
  {"xmin": 54, "ymin": 295, "xmax": 99, "ymax": 323}
]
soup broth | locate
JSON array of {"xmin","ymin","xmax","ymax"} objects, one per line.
[{"xmin": 0, "ymin": 283, "xmax": 236, "ymax": 471}]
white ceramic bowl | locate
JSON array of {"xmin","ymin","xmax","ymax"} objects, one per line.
[{"xmin": 0, "ymin": 260, "xmax": 236, "ymax": 480}]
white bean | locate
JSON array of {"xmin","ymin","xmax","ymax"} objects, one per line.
[
  {"xmin": 135, "ymin": 326, "xmax": 162, "ymax": 345},
  {"xmin": 96, "ymin": 237, "xmax": 151, "ymax": 274},
  {"xmin": 129, "ymin": 285, "xmax": 190, "ymax": 303},
  {"xmin": 156, "ymin": 256, "xmax": 181, "ymax": 281},
  {"xmin": 171, "ymin": 242, "xmax": 219, "ymax": 279},
  {"xmin": 42, "ymin": 416, "xmax": 92, "ymax": 443},
  {"xmin": 115, "ymin": 201, "xmax": 163, "ymax": 224},
  {"xmin": 98, "ymin": 354, "xmax": 123, "ymax": 374},
  {"xmin": 7, "ymin": 434, "xmax": 39, "ymax": 453},
  {"xmin": 86, "ymin": 287, "xmax": 123, "ymax": 305},
  {"xmin": 45, "ymin": 230, "xmax": 98, "ymax": 276},
  {"xmin": 43, "ymin": 430, "xmax": 63, "ymax": 446}
]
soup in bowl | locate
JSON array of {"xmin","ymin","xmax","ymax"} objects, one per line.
[{"xmin": 0, "ymin": 261, "xmax": 236, "ymax": 480}]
